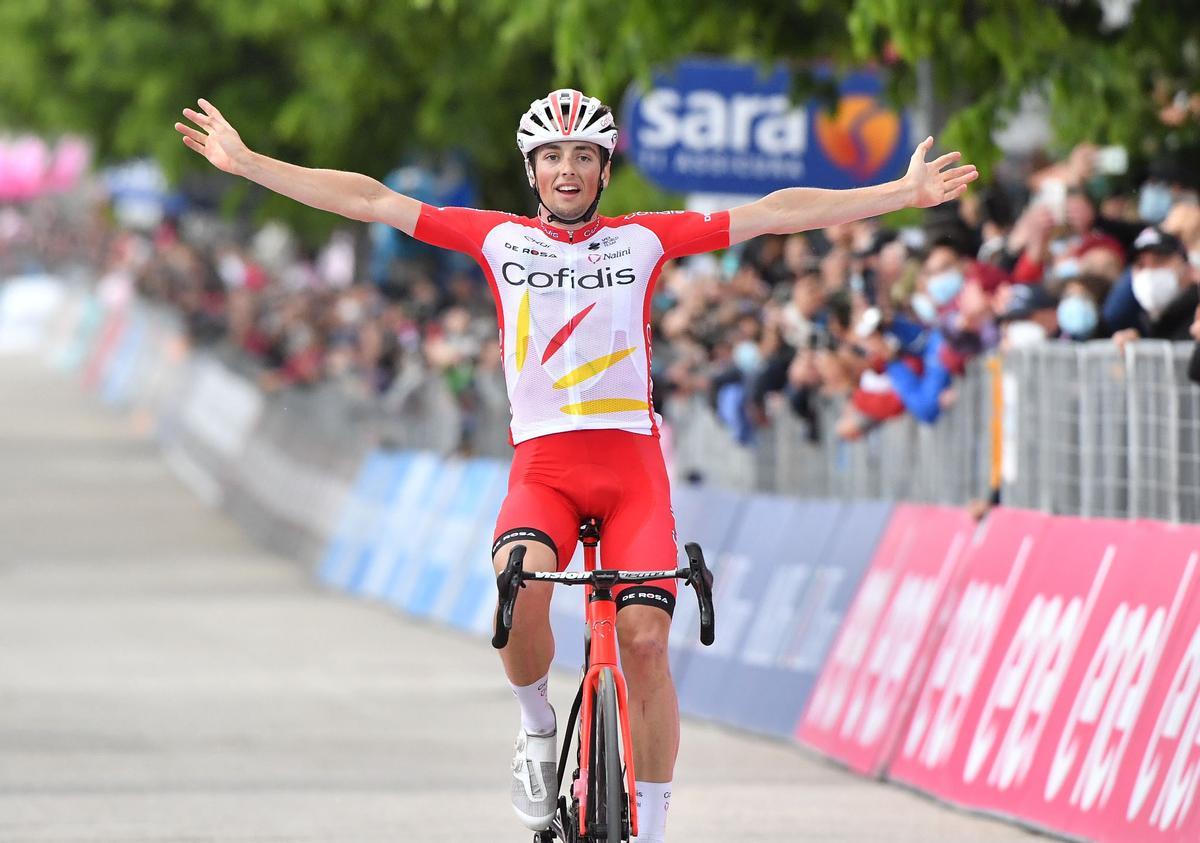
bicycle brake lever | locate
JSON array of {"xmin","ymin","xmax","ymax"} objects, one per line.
[
  {"xmin": 684, "ymin": 542, "xmax": 716, "ymax": 646},
  {"xmin": 492, "ymin": 544, "xmax": 527, "ymax": 649}
]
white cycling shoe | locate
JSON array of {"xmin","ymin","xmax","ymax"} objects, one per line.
[{"xmin": 511, "ymin": 709, "xmax": 558, "ymax": 830}]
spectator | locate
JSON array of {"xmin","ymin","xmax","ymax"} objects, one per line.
[
  {"xmin": 995, "ymin": 283, "xmax": 1058, "ymax": 349},
  {"xmin": 1112, "ymin": 226, "xmax": 1199, "ymax": 350},
  {"xmin": 1056, "ymin": 273, "xmax": 1111, "ymax": 341}
]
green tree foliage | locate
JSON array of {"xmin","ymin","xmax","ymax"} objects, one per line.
[{"xmin": 1, "ymin": 1, "xmax": 1197, "ymax": 241}]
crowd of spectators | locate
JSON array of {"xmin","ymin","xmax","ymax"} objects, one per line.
[
  {"xmin": 657, "ymin": 144, "xmax": 1200, "ymax": 444},
  {"xmin": 4, "ymin": 141, "xmax": 1200, "ymax": 452}
]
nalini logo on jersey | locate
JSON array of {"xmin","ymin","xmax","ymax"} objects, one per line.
[
  {"xmin": 501, "ymin": 261, "xmax": 636, "ymax": 289},
  {"xmin": 814, "ymin": 95, "xmax": 902, "ymax": 180}
]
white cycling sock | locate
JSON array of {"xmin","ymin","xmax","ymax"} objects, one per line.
[
  {"xmin": 632, "ymin": 780, "xmax": 672, "ymax": 843},
  {"xmin": 511, "ymin": 674, "xmax": 556, "ymax": 735}
]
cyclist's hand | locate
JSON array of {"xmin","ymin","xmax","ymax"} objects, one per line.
[
  {"xmin": 904, "ymin": 136, "xmax": 978, "ymax": 209},
  {"xmin": 175, "ymin": 98, "xmax": 250, "ymax": 176}
]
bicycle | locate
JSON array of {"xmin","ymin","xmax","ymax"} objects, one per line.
[{"xmin": 492, "ymin": 516, "xmax": 716, "ymax": 843}]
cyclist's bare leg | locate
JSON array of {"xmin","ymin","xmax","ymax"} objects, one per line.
[
  {"xmin": 492, "ymin": 541, "xmax": 558, "ymax": 685},
  {"xmin": 616, "ymin": 605, "xmax": 679, "ymax": 781}
]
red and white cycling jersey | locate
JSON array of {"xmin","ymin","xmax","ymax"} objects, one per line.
[{"xmin": 413, "ymin": 207, "xmax": 730, "ymax": 444}]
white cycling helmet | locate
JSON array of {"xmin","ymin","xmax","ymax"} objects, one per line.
[
  {"xmin": 518, "ymin": 89, "xmax": 618, "ymax": 224},
  {"xmin": 517, "ymin": 89, "xmax": 617, "ymax": 157}
]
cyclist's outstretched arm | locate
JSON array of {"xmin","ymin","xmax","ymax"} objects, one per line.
[
  {"xmin": 174, "ymin": 98, "xmax": 420, "ymax": 235},
  {"xmin": 727, "ymin": 136, "xmax": 978, "ymax": 245}
]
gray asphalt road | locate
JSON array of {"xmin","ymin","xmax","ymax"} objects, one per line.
[{"xmin": 0, "ymin": 356, "xmax": 1042, "ymax": 842}]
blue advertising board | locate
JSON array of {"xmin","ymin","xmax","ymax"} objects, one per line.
[
  {"xmin": 353, "ymin": 450, "xmax": 442, "ymax": 597},
  {"xmin": 317, "ymin": 448, "xmax": 900, "ymax": 747},
  {"xmin": 668, "ymin": 483, "xmax": 746, "ymax": 689},
  {"xmin": 406, "ymin": 458, "xmax": 507, "ymax": 618},
  {"xmin": 318, "ymin": 449, "xmax": 410, "ymax": 590},
  {"xmin": 442, "ymin": 472, "xmax": 509, "ymax": 636},
  {"xmin": 675, "ymin": 493, "xmax": 803, "ymax": 721},
  {"xmin": 710, "ymin": 498, "xmax": 842, "ymax": 735},
  {"xmin": 716, "ymin": 499, "xmax": 893, "ymax": 737},
  {"xmin": 622, "ymin": 58, "xmax": 911, "ymax": 196}
]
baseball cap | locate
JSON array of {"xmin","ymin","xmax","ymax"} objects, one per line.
[
  {"xmin": 997, "ymin": 284, "xmax": 1057, "ymax": 322},
  {"xmin": 1132, "ymin": 226, "xmax": 1187, "ymax": 259}
]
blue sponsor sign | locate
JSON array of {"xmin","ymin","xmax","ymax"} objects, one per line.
[
  {"xmin": 354, "ymin": 451, "xmax": 443, "ymax": 597},
  {"xmin": 711, "ymin": 498, "xmax": 843, "ymax": 735},
  {"xmin": 667, "ymin": 484, "xmax": 746, "ymax": 689},
  {"xmin": 318, "ymin": 450, "xmax": 410, "ymax": 590},
  {"xmin": 444, "ymin": 473, "xmax": 509, "ymax": 635},
  {"xmin": 718, "ymin": 500, "xmax": 893, "ymax": 737},
  {"xmin": 406, "ymin": 458, "xmax": 507, "ymax": 618},
  {"xmin": 622, "ymin": 58, "xmax": 910, "ymax": 195},
  {"xmin": 675, "ymin": 493, "xmax": 802, "ymax": 721}
]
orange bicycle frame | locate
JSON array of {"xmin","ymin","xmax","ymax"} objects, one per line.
[{"xmin": 575, "ymin": 527, "xmax": 639, "ymax": 840}]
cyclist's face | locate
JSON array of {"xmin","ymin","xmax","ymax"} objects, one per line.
[{"xmin": 533, "ymin": 142, "xmax": 609, "ymax": 220}]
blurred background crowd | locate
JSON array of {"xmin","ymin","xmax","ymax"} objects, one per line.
[{"xmin": 5, "ymin": 140, "xmax": 1200, "ymax": 456}]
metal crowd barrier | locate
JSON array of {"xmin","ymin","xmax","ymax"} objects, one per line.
[
  {"xmin": 666, "ymin": 360, "xmax": 995, "ymax": 506},
  {"xmin": 51, "ymin": 278, "xmax": 1199, "ymax": 526},
  {"xmin": 666, "ymin": 342, "xmax": 1200, "ymax": 523},
  {"xmin": 1002, "ymin": 341, "xmax": 1200, "ymax": 523}
]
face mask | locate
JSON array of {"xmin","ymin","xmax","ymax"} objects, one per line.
[
  {"xmin": 732, "ymin": 340, "xmax": 762, "ymax": 374},
  {"xmin": 1131, "ymin": 266, "xmax": 1181, "ymax": 313},
  {"xmin": 1189, "ymin": 249, "xmax": 1200, "ymax": 270},
  {"xmin": 1057, "ymin": 295, "xmax": 1098, "ymax": 338},
  {"xmin": 1006, "ymin": 320, "xmax": 1048, "ymax": 349},
  {"xmin": 1053, "ymin": 258, "xmax": 1081, "ymax": 281},
  {"xmin": 1138, "ymin": 183, "xmax": 1174, "ymax": 224},
  {"xmin": 927, "ymin": 268, "xmax": 964, "ymax": 306},
  {"xmin": 911, "ymin": 292, "xmax": 938, "ymax": 324}
]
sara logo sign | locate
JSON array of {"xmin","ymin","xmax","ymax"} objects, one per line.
[{"xmin": 622, "ymin": 58, "xmax": 910, "ymax": 195}]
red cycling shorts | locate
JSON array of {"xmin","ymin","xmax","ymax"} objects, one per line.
[{"xmin": 491, "ymin": 428, "xmax": 679, "ymax": 615}]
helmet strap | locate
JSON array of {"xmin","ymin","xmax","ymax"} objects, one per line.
[{"xmin": 527, "ymin": 151, "xmax": 609, "ymax": 227}]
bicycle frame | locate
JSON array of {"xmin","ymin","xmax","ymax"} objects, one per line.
[
  {"xmin": 492, "ymin": 522, "xmax": 716, "ymax": 843},
  {"xmin": 575, "ymin": 526, "xmax": 639, "ymax": 840}
]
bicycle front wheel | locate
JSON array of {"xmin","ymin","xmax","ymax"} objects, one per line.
[{"xmin": 590, "ymin": 667, "xmax": 627, "ymax": 843}]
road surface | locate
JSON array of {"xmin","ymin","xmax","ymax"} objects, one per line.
[{"xmin": 0, "ymin": 356, "xmax": 1043, "ymax": 842}]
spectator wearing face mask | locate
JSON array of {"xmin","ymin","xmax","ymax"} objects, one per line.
[
  {"xmin": 911, "ymin": 241, "xmax": 967, "ymax": 327},
  {"xmin": 1136, "ymin": 155, "xmax": 1200, "ymax": 228},
  {"xmin": 995, "ymin": 283, "xmax": 1059, "ymax": 350},
  {"xmin": 1056, "ymin": 273, "xmax": 1111, "ymax": 341},
  {"xmin": 1112, "ymin": 227, "xmax": 1199, "ymax": 350}
]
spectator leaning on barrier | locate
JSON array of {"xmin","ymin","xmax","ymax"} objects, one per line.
[
  {"xmin": 1112, "ymin": 226, "xmax": 1199, "ymax": 350},
  {"xmin": 995, "ymin": 283, "xmax": 1058, "ymax": 350}
]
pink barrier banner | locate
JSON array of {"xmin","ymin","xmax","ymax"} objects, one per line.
[
  {"xmin": 796, "ymin": 504, "xmax": 976, "ymax": 775},
  {"xmin": 890, "ymin": 511, "xmax": 1200, "ymax": 843}
]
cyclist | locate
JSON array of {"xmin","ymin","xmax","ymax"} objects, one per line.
[{"xmin": 176, "ymin": 89, "xmax": 975, "ymax": 841}]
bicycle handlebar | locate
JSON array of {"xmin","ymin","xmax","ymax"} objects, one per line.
[{"xmin": 491, "ymin": 541, "xmax": 717, "ymax": 650}]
